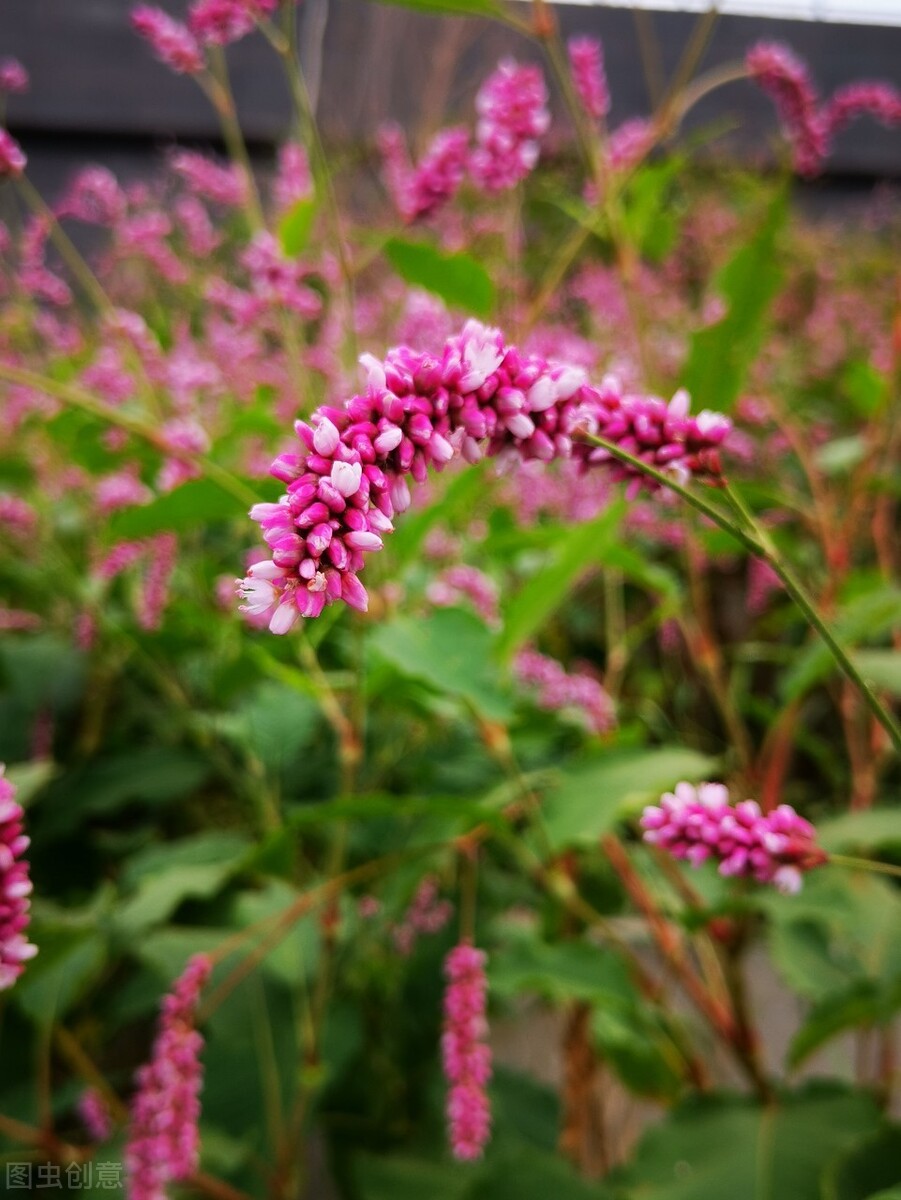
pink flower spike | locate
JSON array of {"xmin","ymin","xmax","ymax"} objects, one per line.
[
  {"xmin": 442, "ymin": 942, "xmax": 491, "ymax": 1161},
  {"xmin": 0, "ymin": 765, "xmax": 37, "ymax": 991},
  {"xmin": 0, "ymin": 58, "xmax": 29, "ymax": 95},
  {"xmin": 125, "ymin": 955, "xmax": 211, "ymax": 1199},
  {"xmin": 568, "ymin": 37, "xmax": 610, "ymax": 122},
  {"xmin": 0, "ymin": 129, "xmax": 26, "ymax": 178},
  {"xmin": 640, "ymin": 782, "xmax": 825, "ymax": 891},
  {"xmin": 132, "ymin": 6, "xmax": 204, "ymax": 74}
]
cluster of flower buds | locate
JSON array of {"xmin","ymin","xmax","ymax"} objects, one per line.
[
  {"xmin": 380, "ymin": 58, "xmax": 549, "ymax": 222},
  {"xmin": 238, "ymin": 321, "xmax": 731, "ymax": 634},
  {"xmin": 0, "ymin": 764, "xmax": 37, "ymax": 990},
  {"xmin": 568, "ymin": 36, "xmax": 610, "ymax": 123},
  {"xmin": 747, "ymin": 41, "xmax": 901, "ymax": 176},
  {"xmin": 442, "ymin": 942, "xmax": 492, "ymax": 1161},
  {"xmin": 391, "ymin": 874, "xmax": 454, "ymax": 956},
  {"xmin": 125, "ymin": 955, "xmax": 211, "ymax": 1200},
  {"xmin": 426, "ymin": 565, "xmax": 500, "ymax": 627},
  {"xmin": 641, "ymin": 781, "xmax": 826, "ymax": 894},
  {"xmin": 514, "ymin": 648, "xmax": 616, "ymax": 736}
]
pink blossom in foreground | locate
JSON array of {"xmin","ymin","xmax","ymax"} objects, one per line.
[
  {"xmin": 0, "ymin": 58, "xmax": 29, "ymax": 95},
  {"xmin": 568, "ymin": 37, "xmax": 610, "ymax": 122},
  {"xmin": 0, "ymin": 129, "xmax": 26, "ymax": 178},
  {"xmin": 442, "ymin": 942, "xmax": 491, "ymax": 1161},
  {"xmin": 132, "ymin": 6, "xmax": 204, "ymax": 74},
  {"xmin": 746, "ymin": 42, "xmax": 827, "ymax": 176},
  {"xmin": 238, "ymin": 321, "xmax": 731, "ymax": 634},
  {"xmin": 125, "ymin": 954, "xmax": 211, "ymax": 1200},
  {"xmin": 514, "ymin": 647, "xmax": 616, "ymax": 736},
  {"xmin": 378, "ymin": 123, "xmax": 470, "ymax": 223},
  {"xmin": 470, "ymin": 60, "xmax": 550, "ymax": 193},
  {"xmin": 821, "ymin": 82, "xmax": 901, "ymax": 138},
  {"xmin": 0, "ymin": 764, "xmax": 37, "ymax": 990},
  {"xmin": 641, "ymin": 781, "xmax": 825, "ymax": 894},
  {"xmin": 78, "ymin": 1088, "xmax": 113, "ymax": 1143}
]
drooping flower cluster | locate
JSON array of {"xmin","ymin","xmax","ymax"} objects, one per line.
[
  {"xmin": 821, "ymin": 82, "xmax": 901, "ymax": 138},
  {"xmin": 442, "ymin": 942, "xmax": 491, "ymax": 1161},
  {"xmin": 392, "ymin": 874, "xmax": 454, "ymax": 956},
  {"xmin": 747, "ymin": 42, "xmax": 901, "ymax": 176},
  {"xmin": 640, "ymin": 781, "xmax": 825, "ymax": 894},
  {"xmin": 470, "ymin": 59, "xmax": 550, "ymax": 193},
  {"xmin": 0, "ymin": 764, "xmax": 37, "ymax": 990},
  {"xmin": 568, "ymin": 37, "xmax": 610, "ymax": 123},
  {"xmin": 514, "ymin": 648, "xmax": 616, "ymax": 736},
  {"xmin": 378, "ymin": 124, "xmax": 470, "ymax": 224},
  {"xmin": 125, "ymin": 954, "xmax": 211, "ymax": 1200},
  {"xmin": 238, "ymin": 322, "xmax": 731, "ymax": 633},
  {"xmin": 746, "ymin": 42, "xmax": 827, "ymax": 176}
]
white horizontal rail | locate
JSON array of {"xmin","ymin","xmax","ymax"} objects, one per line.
[{"xmin": 550, "ymin": 0, "xmax": 901, "ymax": 28}]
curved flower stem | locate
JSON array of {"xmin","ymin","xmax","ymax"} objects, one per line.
[
  {"xmin": 576, "ymin": 430, "xmax": 901, "ymax": 756},
  {"xmin": 15, "ymin": 175, "xmax": 111, "ymax": 311},
  {"xmin": 828, "ymin": 853, "xmax": 901, "ymax": 880},
  {"xmin": 201, "ymin": 51, "xmax": 265, "ymax": 230},
  {"xmin": 721, "ymin": 479, "xmax": 901, "ymax": 757},
  {"xmin": 0, "ymin": 362, "xmax": 259, "ymax": 509}
]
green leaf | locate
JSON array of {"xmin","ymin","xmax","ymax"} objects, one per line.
[
  {"xmin": 370, "ymin": 608, "xmax": 511, "ymax": 720},
  {"xmin": 217, "ymin": 681, "xmax": 320, "ymax": 775},
  {"xmin": 816, "ymin": 808, "xmax": 901, "ymax": 855},
  {"xmin": 384, "ymin": 237, "xmax": 496, "ymax": 318},
  {"xmin": 824, "ymin": 1127, "xmax": 901, "ymax": 1200},
  {"xmin": 364, "ymin": 0, "xmax": 502, "ymax": 16},
  {"xmin": 540, "ymin": 745, "xmax": 717, "ymax": 849},
  {"xmin": 14, "ymin": 927, "xmax": 106, "ymax": 1025},
  {"xmin": 842, "ymin": 360, "xmax": 888, "ymax": 420},
  {"xmin": 278, "ymin": 195, "xmax": 316, "ymax": 257},
  {"xmin": 110, "ymin": 478, "xmax": 244, "ymax": 538},
  {"xmin": 782, "ymin": 587, "xmax": 901, "ymax": 701},
  {"xmin": 815, "ymin": 436, "xmax": 866, "ymax": 476},
  {"xmin": 353, "ymin": 1154, "xmax": 475, "ymax": 1200},
  {"xmin": 137, "ymin": 927, "xmax": 226, "ymax": 980},
  {"xmin": 788, "ymin": 979, "xmax": 901, "ymax": 1068},
  {"xmin": 228, "ymin": 880, "xmax": 320, "ymax": 987},
  {"xmin": 471, "ymin": 1145, "xmax": 613, "ymax": 1200},
  {"xmin": 37, "ymin": 748, "xmax": 212, "ymax": 838},
  {"xmin": 613, "ymin": 1086, "xmax": 880, "ymax": 1200},
  {"xmin": 3, "ymin": 758, "xmax": 55, "ymax": 805},
  {"xmin": 681, "ymin": 188, "xmax": 787, "ymax": 413},
  {"xmin": 113, "ymin": 833, "xmax": 253, "ymax": 936},
  {"xmin": 852, "ymin": 651, "xmax": 901, "ymax": 698},
  {"xmin": 490, "ymin": 937, "xmax": 633, "ymax": 1006},
  {"xmin": 498, "ymin": 502, "xmax": 624, "ymax": 660}
]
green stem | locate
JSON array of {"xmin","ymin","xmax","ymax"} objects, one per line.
[
  {"xmin": 578, "ymin": 431, "xmax": 901, "ymax": 757},
  {"xmin": 829, "ymin": 854, "xmax": 901, "ymax": 880},
  {"xmin": 0, "ymin": 362, "xmax": 258, "ymax": 509},
  {"xmin": 15, "ymin": 174, "xmax": 111, "ymax": 311},
  {"xmin": 202, "ymin": 51, "xmax": 266, "ymax": 230},
  {"xmin": 722, "ymin": 480, "xmax": 901, "ymax": 757}
]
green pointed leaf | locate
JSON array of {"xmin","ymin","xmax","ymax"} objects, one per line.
[
  {"xmin": 498, "ymin": 501, "xmax": 624, "ymax": 660},
  {"xmin": 384, "ymin": 237, "xmax": 496, "ymax": 318},
  {"xmin": 110, "ymin": 477, "xmax": 245, "ymax": 537},
  {"xmin": 613, "ymin": 1086, "xmax": 880, "ymax": 1200},
  {"xmin": 278, "ymin": 195, "xmax": 317, "ymax": 257},
  {"xmin": 682, "ymin": 188, "xmax": 787, "ymax": 413},
  {"xmin": 824, "ymin": 1127, "xmax": 901, "ymax": 1200},
  {"xmin": 540, "ymin": 745, "xmax": 717, "ymax": 849},
  {"xmin": 788, "ymin": 979, "xmax": 901, "ymax": 1068},
  {"xmin": 370, "ymin": 608, "xmax": 511, "ymax": 719}
]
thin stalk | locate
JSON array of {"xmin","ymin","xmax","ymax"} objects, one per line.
[
  {"xmin": 202, "ymin": 51, "xmax": 265, "ymax": 229},
  {"xmin": 722, "ymin": 480, "xmax": 901, "ymax": 757},
  {"xmin": 0, "ymin": 361, "xmax": 258, "ymax": 508},
  {"xmin": 15, "ymin": 174, "xmax": 111, "ymax": 311},
  {"xmin": 575, "ymin": 430, "xmax": 901, "ymax": 756},
  {"xmin": 829, "ymin": 854, "xmax": 901, "ymax": 881}
]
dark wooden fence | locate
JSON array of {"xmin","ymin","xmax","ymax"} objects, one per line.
[{"xmin": 2, "ymin": 0, "xmax": 900, "ymax": 197}]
